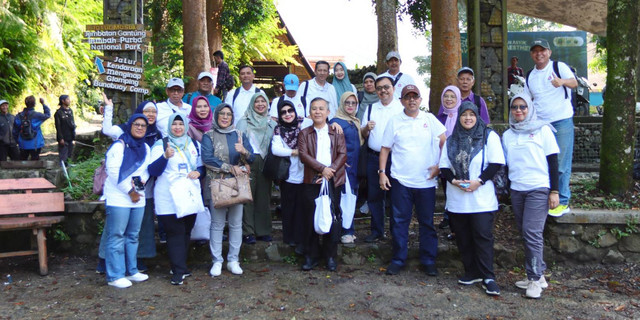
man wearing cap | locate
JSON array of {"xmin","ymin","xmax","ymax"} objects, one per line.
[
  {"xmin": 224, "ymin": 65, "xmax": 264, "ymax": 125},
  {"xmin": 360, "ymin": 75, "xmax": 404, "ymax": 243},
  {"xmin": 269, "ymin": 74, "xmax": 304, "ymax": 120},
  {"xmin": 156, "ymin": 78, "xmax": 191, "ymax": 137},
  {"xmin": 183, "ymin": 71, "xmax": 222, "ymax": 108},
  {"xmin": 54, "ymin": 95, "xmax": 76, "ymax": 165},
  {"xmin": 297, "ymin": 61, "xmax": 338, "ymax": 119},
  {"xmin": 525, "ymin": 38, "xmax": 577, "ymax": 217},
  {"xmin": 0, "ymin": 100, "xmax": 19, "ymax": 161},
  {"xmin": 456, "ymin": 67, "xmax": 491, "ymax": 124},
  {"xmin": 379, "ymin": 85, "xmax": 446, "ymax": 275},
  {"xmin": 379, "ymin": 51, "xmax": 416, "ymax": 100},
  {"xmin": 213, "ymin": 50, "xmax": 234, "ymax": 100}
]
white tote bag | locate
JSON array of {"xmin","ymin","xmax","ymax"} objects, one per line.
[
  {"xmin": 340, "ymin": 176, "xmax": 357, "ymax": 229},
  {"xmin": 314, "ymin": 178, "xmax": 333, "ymax": 234},
  {"xmin": 190, "ymin": 207, "xmax": 211, "ymax": 240},
  {"xmin": 170, "ymin": 175, "xmax": 205, "ymax": 218}
]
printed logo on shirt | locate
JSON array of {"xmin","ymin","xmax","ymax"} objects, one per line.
[{"xmin": 423, "ymin": 122, "xmax": 428, "ymax": 128}]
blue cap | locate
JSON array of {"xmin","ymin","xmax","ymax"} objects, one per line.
[{"xmin": 283, "ymin": 74, "xmax": 299, "ymax": 91}]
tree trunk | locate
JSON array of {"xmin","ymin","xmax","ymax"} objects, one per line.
[
  {"xmin": 151, "ymin": 0, "xmax": 169, "ymax": 65},
  {"xmin": 599, "ymin": 0, "xmax": 638, "ymax": 194},
  {"xmin": 206, "ymin": 0, "xmax": 223, "ymax": 62},
  {"xmin": 376, "ymin": 0, "xmax": 398, "ymax": 74},
  {"xmin": 429, "ymin": 0, "xmax": 461, "ymax": 114},
  {"xmin": 183, "ymin": 0, "xmax": 211, "ymax": 92}
]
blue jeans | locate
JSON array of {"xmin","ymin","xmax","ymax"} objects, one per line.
[
  {"xmin": 98, "ymin": 200, "xmax": 155, "ymax": 259},
  {"xmin": 104, "ymin": 205, "xmax": 144, "ymax": 282},
  {"xmin": 551, "ymin": 118, "xmax": 574, "ymax": 205},
  {"xmin": 367, "ymin": 152, "xmax": 391, "ymax": 237},
  {"xmin": 389, "ymin": 179, "xmax": 437, "ymax": 267}
]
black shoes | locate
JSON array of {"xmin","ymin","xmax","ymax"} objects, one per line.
[
  {"xmin": 438, "ymin": 219, "xmax": 450, "ymax": 229},
  {"xmin": 423, "ymin": 264, "xmax": 438, "ymax": 277},
  {"xmin": 364, "ymin": 233, "xmax": 385, "ymax": 243},
  {"xmin": 243, "ymin": 235, "xmax": 256, "ymax": 244},
  {"xmin": 326, "ymin": 258, "xmax": 337, "ymax": 272},
  {"xmin": 256, "ymin": 235, "xmax": 273, "ymax": 242},
  {"xmin": 302, "ymin": 257, "xmax": 319, "ymax": 271},
  {"xmin": 385, "ymin": 263, "xmax": 403, "ymax": 275}
]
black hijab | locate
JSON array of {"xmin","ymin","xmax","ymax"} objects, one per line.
[
  {"xmin": 446, "ymin": 101, "xmax": 487, "ymax": 180},
  {"xmin": 274, "ymin": 100, "xmax": 301, "ymax": 149}
]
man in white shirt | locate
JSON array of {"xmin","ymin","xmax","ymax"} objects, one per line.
[
  {"xmin": 297, "ymin": 61, "xmax": 338, "ymax": 119},
  {"xmin": 224, "ymin": 65, "xmax": 263, "ymax": 124},
  {"xmin": 269, "ymin": 74, "xmax": 304, "ymax": 120},
  {"xmin": 156, "ymin": 78, "xmax": 192, "ymax": 138},
  {"xmin": 378, "ymin": 84, "xmax": 446, "ymax": 275},
  {"xmin": 379, "ymin": 51, "xmax": 416, "ymax": 99},
  {"xmin": 360, "ymin": 75, "xmax": 404, "ymax": 243},
  {"xmin": 525, "ymin": 38, "xmax": 577, "ymax": 217}
]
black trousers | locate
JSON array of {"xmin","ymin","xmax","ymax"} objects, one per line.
[
  {"xmin": 58, "ymin": 140, "xmax": 73, "ymax": 163},
  {"xmin": 20, "ymin": 148, "xmax": 41, "ymax": 160},
  {"xmin": 0, "ymin": 143, "xmax": 19, "ymax": 161},
  {"xmin": 280, "ymin": 181, "xmax": 305, "ymax": 245},
  {"xmin": 301, "ymin": 181, "xmax": 342, "ymax": 261},
  {"xmin": 157, "ymin": 214, "xmax": 196, "ymax": 277},
  {"xmin": 450, "ymin": 211, "xmax": 496, "ymax": 280}
]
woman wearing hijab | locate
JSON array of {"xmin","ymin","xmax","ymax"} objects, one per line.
[
  {"xmin": 435, "ymin": 85, "xmax": 462, "ymax": 231},
  {"xmin": 102, "ymin": 114, "xmax": 152, "ymax": 288},
  {"xmin": 148, "ymin": 114, "xmax": 203, "ymax": 285},
  {"xmin": 503, "ymin": 93, "xmax": 559, "ymax": 299},
  {"xmin": 329, "ymin": 92, "xmax": 362, "ymax": 244},
  {"xmin": 356, "ymin": 72, "xmax": 380, "ymax": 121},
  {"xmin": 201, "ymin": 103, "xmax": 254, "ymax": 277},
  {"xmin": 439, "ymin": 101, "xmax": 505, "ymax": 297},
  {"xmin": 332, "ymin": 62, "xmax": 356, "ymax": 106},
  {"xmin": 98, "ymin": 96, "xmax": 161, "ymax": 274},
  {"xmin": 271, "ymin": 100, "xmax": 311, "ymax": 250},
  {"xmin": 236, "ymin": 92, "xmax": 277, "ymax": 243},
  {"xmin": 187, "ymin": 96, "xmax": 213, "ymax": 142}
]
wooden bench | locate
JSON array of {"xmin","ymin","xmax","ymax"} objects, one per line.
[{"xmin": 0, "ymin": 178, "xmax": 65, "ymax": 275}]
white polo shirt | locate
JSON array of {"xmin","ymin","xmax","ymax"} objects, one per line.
[
  {"xmin": 379, "ymin": 70, "xmax": 416, "ymax": 99},
  {"xmin": 269, "ymin": 94, "xmax": 304, "ymax": 119},
  {"xmin": 502, "ymin": 125, "xmax": 559, "ymax": 191},
  {"xmin": 297, "ymin": 78, "xmax": 338, "ymax": 119},
  {"xmin": 361, "ymin": 99, "xmax": 404, "ymax": 152},
  {"xmin": 524, "ymin": 60, "xmax": 574, "ymax": 122},
  {"xmin": 381, "ymin": 110, "xmax": 445, "ymax": 188},
  {"xmin": 439, "ymin": 131, "xmax": 505, "ymax": 213},
  {"xmin": 224, "ymin": 84, "xmax": 263, "ymax": 124},
  {"xmin": 156, "ymin": 100, "xmax": 192, "ymax": 138}
]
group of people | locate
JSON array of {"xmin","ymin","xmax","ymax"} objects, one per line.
[
  {"xmin": 95, "ymin": 39, "xmax": 575, "ymax": 301},
  {"xmin": 0, "ymin": 95, "xmax": 76, "ymax": 164}
]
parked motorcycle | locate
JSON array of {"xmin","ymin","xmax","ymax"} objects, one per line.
[{"xmin": 572, "ymin": 76, "xmax": 591, "ymax": 116}]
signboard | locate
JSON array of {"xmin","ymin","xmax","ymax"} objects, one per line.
[
  {"xmin": 461, "ymin": 31, "xmax": 588, "ymax": 77},
  {"xmin": 84, "ymin": 24, "xmax": 151, "ymax": 95}
]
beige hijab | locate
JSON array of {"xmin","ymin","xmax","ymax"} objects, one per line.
[{"xmin": 335, "ymin": 92, "xmax": 363, "ymax": 145}]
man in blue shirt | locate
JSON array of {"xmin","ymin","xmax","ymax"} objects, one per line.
[{"xmin": 183, "ymin": 71, "xmax": 222, "ymax": 109}]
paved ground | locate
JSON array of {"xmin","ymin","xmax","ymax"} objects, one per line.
[{"xmin": 2, "ymin": 254, "xmax": 640, "ymax": 319}]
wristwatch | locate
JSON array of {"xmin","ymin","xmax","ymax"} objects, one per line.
[
  {"xmin": 477, "ymin": 178, "xmax": 485, "ymax": 185},
  {"xmin": 377, "ymin": 169, "xmax": 385, "ymax": 174}
]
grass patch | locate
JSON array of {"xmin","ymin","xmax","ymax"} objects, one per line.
[{"xmin": 61, "ymin": 153, "xmax": 103, "ymax": 201}]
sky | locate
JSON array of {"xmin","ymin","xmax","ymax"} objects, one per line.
[{"xmin": 276, "ymin": 0, "xmax": 431, "ymax": 97}]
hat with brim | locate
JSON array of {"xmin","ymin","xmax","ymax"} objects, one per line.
[
  {"xmin": 283, "ymin": 74, "xmax": 299, "ymax": 91},
  {"xmin": 166, "ymin": 78, "xmax": 185, "ymax": 88},
  {"xmin": 0, "ymin": 100, "xmax": 8, "ymax": 106},
  {"xmin": 385, "ymin": 51, "xmax": 401, "ymax": 61},
  {"xmin": 457, "ymin": 67, "xmax": 474, "ymax": 77},
  {"xmin": 198, "ymin": 72, "xmax": 214, "ymax": 81},
  {"xmin": 530, "ymin": 39, "xmax": 551, "ymax": 51},
  {"xmin": 401, "ymin": 85, "xmax": 420, "ymax": 99}
]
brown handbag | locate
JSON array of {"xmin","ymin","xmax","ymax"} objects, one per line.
[{"xmin": 210, "ymin": 172, "xmax": 253, "ymax": 209}]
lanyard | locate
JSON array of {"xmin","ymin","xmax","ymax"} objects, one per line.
[{"xmin": 174, "ymin": 140, "xmax": 192, "ymax": 172}]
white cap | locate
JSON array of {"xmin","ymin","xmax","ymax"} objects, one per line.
[
  {"xmin": 166, "ymin": 78, "xmax": 185, "ymax": 88},
  {"xmin": 198, "ymin": 71, "xmax": 214, "ymax": 80},
  {"xmin": 0, "ymin": 100, "xmax": 7, "ymax": 106},
  {"xmin": 385, "ymin": 51, "xmax": 401, "ymax": 61}
]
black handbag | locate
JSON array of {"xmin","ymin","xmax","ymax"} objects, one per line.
[{"xmin": 262, "ymin": 146, "xmax": 291, "ymax": 181}]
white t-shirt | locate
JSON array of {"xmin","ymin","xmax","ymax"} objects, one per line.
[
  {"xmin": 502, "ymin": 125, "xmax": 559, "ymax": 191},
  {"xmin": 269, "ymin": 94, "xmax": 304, "ymax": 119},
  {"xmin": 156, "ymin": 100, "xmax": 192, "ymax": 138},
  {"xmin": 361, "ymin": 99, "xmax": 404, "ymax": 152},
  {"xmin": 439, "ymin": 131, "xmax": 505, "ymax": 213},
  {"xmin": 224, "ymin": 85, "xmax": 264, "ymax": 124},
  {"xmin": 103, "ymin": 142, "xmax": 151, "ymax": 208},
  {"xmin": 381, "ymin": 111, "xmax": 445, "ymax": 188},
  {"xmin": 524, "ymin": 60, "xmax": 574, "ymax": 122},
  {"xmin": 314, "ymin": 124, "xmax": 331, "ymax": 167},
  {"xmin": 297, "ymin": 78, "xmax": 338, "ymax": 119},
  {"xmin": 151, "ymin": 139, "xmax": 203, "ymax": 215},
  {"xmin": 380, "ymin": 70, "xmax": 416, "ymax": 99}
]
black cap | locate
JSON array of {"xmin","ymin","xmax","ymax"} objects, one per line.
[{"xmin": 530, "ymin": 39, "xmax": 551, "ymax": 51}]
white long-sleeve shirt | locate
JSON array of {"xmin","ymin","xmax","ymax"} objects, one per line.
[
  {"xmin": 103, "ymin": 142, "xmax": 151, "ymax": 208},
  {"xmin": 101, "ymin": 103, "xmax": 124, "ymax": 140},
  {"xmin": 156, "ymin": 100, "xmax": 191, "ymax": 138}
]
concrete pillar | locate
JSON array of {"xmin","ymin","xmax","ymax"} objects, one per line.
[{"xmin": 467, "ymin": 0, "xmax": 508, "ymax": 122}]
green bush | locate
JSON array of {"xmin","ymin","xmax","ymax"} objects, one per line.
[{"xmin": 62, "ymin": 153, "xmax": 103, "ymax": 200}]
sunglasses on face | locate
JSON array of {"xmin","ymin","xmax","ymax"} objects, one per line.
[
  {"xmin": 510, "ymin": 104, "xmax": 528, "ymax": 111},
  {"xmin": 344, "ymin": 101, "xmax": 357, "ymax": 106},
  {"xmin": 280, "ymin": 108, "xmax": 295, "ymax": 115}
]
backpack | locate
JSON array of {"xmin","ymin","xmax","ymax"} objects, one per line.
[
  {"xmin": 19, "ymin": 111, "xmax": 36, "ymax": 140},
  {"xmin": 392, "ymin": 73, "xmax": 403, "ymax": 86},
  {"xmin": 300, "ymin": 80, "xmax": 310, "ymax": 115},
  {"xmin": 93, "ymin": 139, "xmax": 124, "ymax": 195},
  {"xmin": 480, "ymin": 128, "xmax": 509, "ymax": 198},
  {"xmin": 526, "ymin": 61, "xmax": 576, "ymax": 100}
]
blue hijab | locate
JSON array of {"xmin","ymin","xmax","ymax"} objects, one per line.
[
  {"xmin": 116, "ymin": 114, "xmax": 149, "ymax": 183},
  {"xmin": 332, "ymin": 62, "xmax": 354, "ymax": 100},
  {"xmin": 117, "ymin": 101, "xmax": 159, "ymax": 146}
]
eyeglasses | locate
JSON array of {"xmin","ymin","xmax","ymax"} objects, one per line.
[
  {"xmin": 168, "ymin": 88, "xmax": 184, "ymax": 93},
  {"xmin": 510, "ymin": 104, "xmax": 528, "ymax": 111},
  {"xmin": 132, "ymin": 123, "xmax": 148, "ymax": 128},
  {"xmin": 402, "ymin": 95, "xmax": 420, "ymax": 101},
  {"xmin": 143, "ymin": 109, "xmax": 157, "ymax": 114},
  {"xmin": 218, "ymin": 112, "xmax": 233, "ymax": 117},
  {"xmin": 344, "ymin": 101, "xmax": 358, "ymax": 106},
  {"xmin": 376, "ymin": 85, "xmax": 392, "ymax": 92},
  {"xmin": 280, "ymin": 108, "xmax": 295, "ymax": 115}
]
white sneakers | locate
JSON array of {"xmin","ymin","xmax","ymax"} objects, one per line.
[
  {"xmin": 210, "ymin": 262, "xmax": 222, "ymax": 277},
  {"xmin": 126, "ymin": 272, "xmax": 149, "ymax": 282},
  {"xmin": 108, "ymin": 277, "xmax": 132, "ymax": 288},
  {"xmin": 341, "ymin": 234, "xmax": 356, "ymax": 244},
  {"xmin": 227, "ymin": 261, "xmax": 243, "ymax": 275},
  {"xmin": 515, "ymin": 275, "xmax": 548, "ymax": 299}
]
